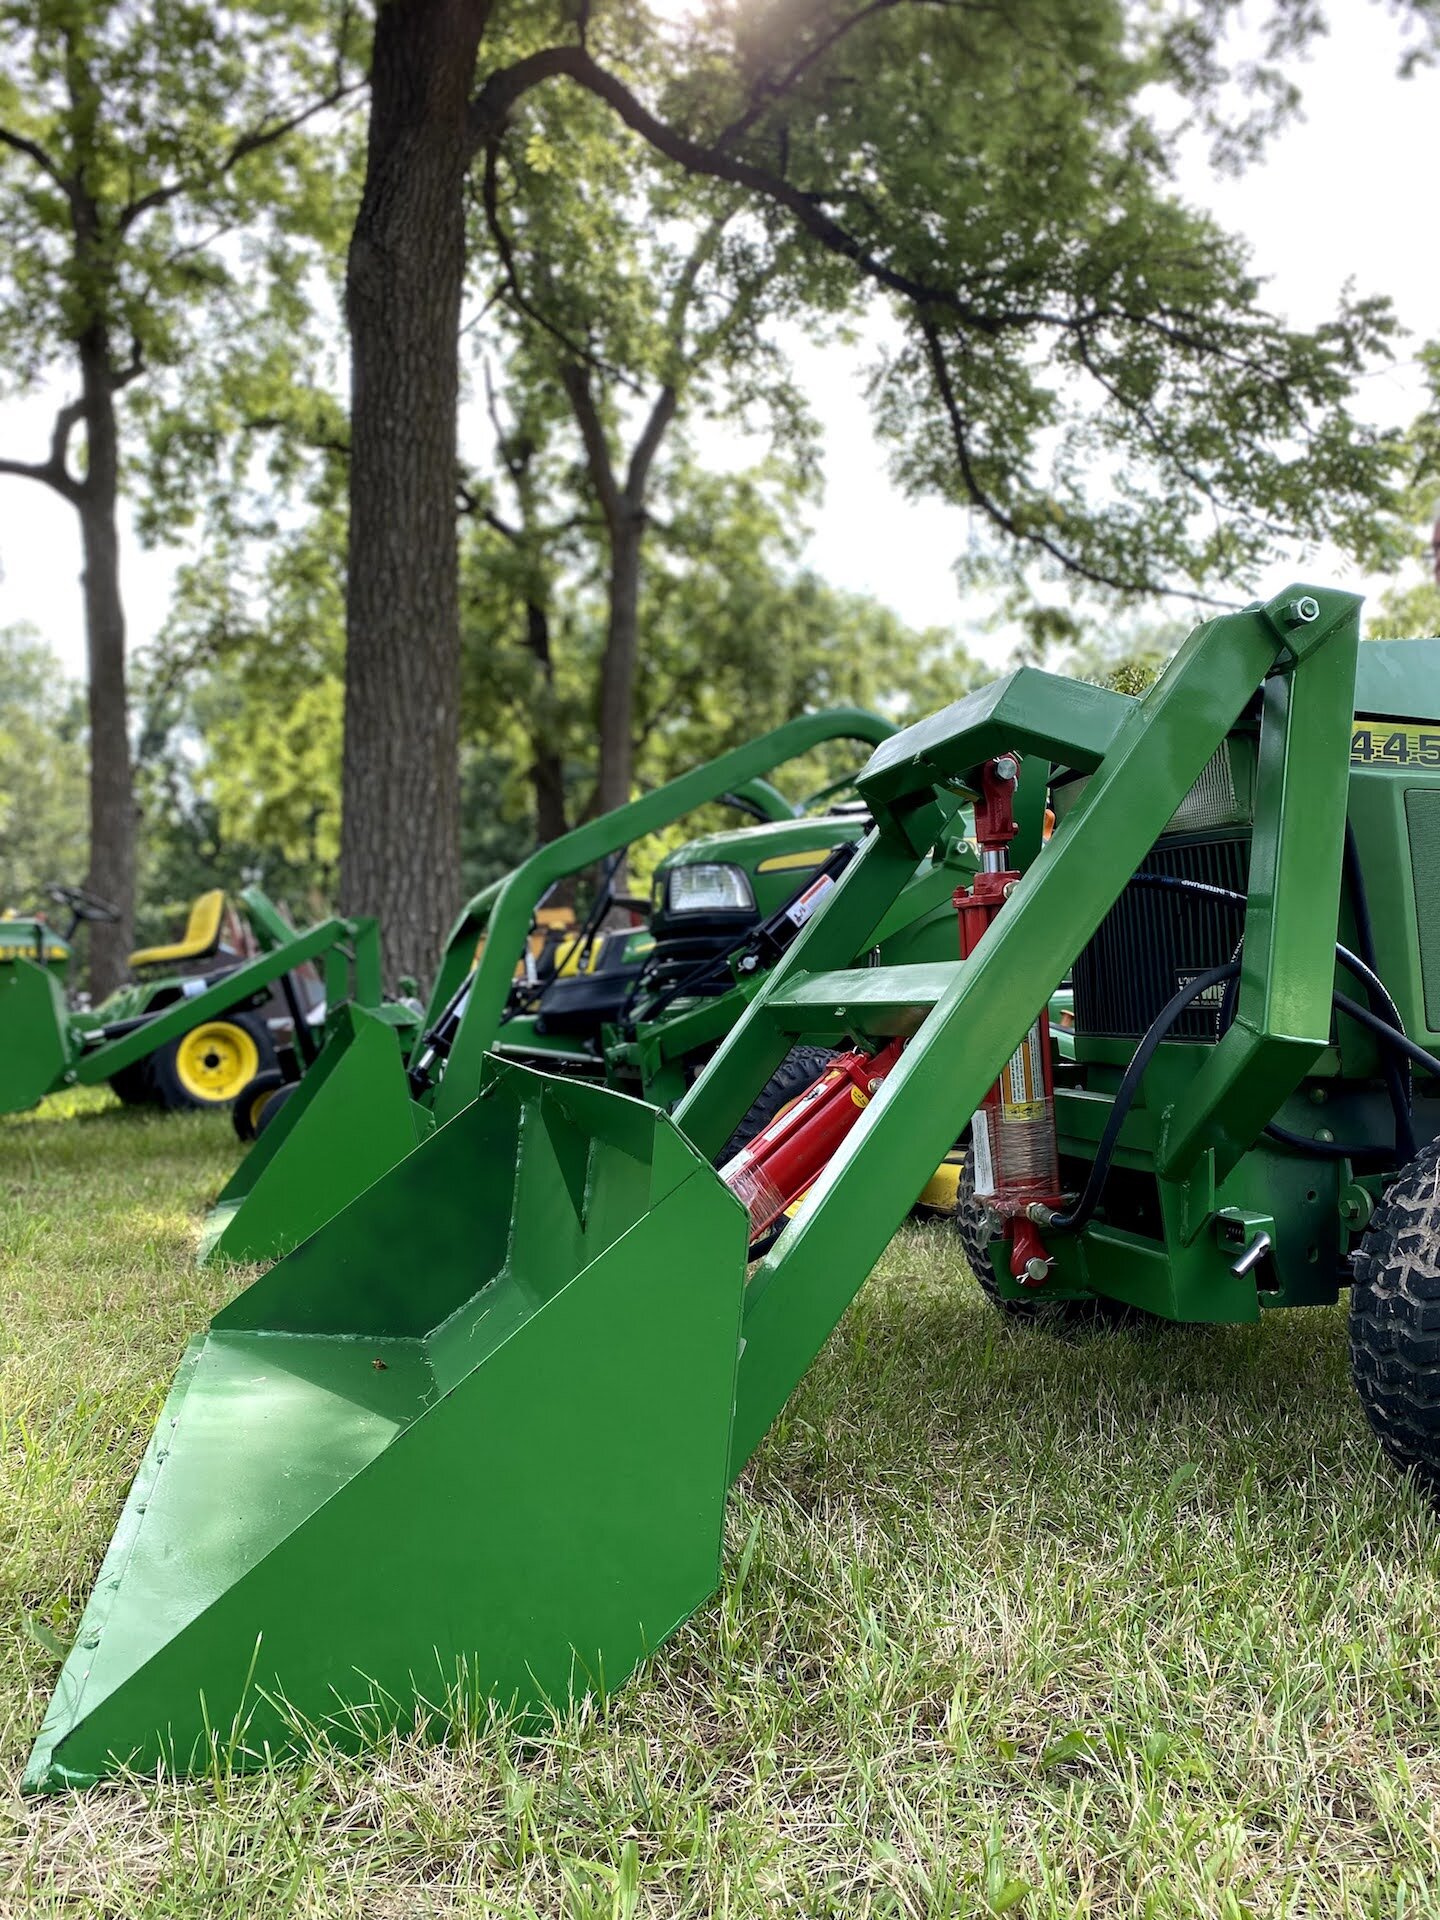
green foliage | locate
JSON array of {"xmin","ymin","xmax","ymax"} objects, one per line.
[
  {"xmin": 136, "ymin": 506, "xmax": 348, "ymax": 912},
  {"xmin": 536, "ymin": 0, "xmax": 1408, "ymax": 605},
  {"xmin": 0, "ymin": 627, "xmax": 87, "ymax": 907},
  {"xmin": 0, "ymin": 1, "xmax": 361, "ymax": 414}
]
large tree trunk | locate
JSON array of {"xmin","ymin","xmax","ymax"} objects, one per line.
[
  {"xmin": 341, "ymin": 0, "xmax": 487, "ymax": 987},
  {"xmin": 76, "ymin": 330, "xmax": 134, "ymax": 999}
]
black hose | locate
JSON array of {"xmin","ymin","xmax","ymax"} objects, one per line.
[
  {"xmin": 1048, "ymin": 959, "xmax": 1241, "ymax": 1234},
  {"xmin": 1050, "ymin": 966, "xmax": 1440, "ymax": 1230},
  {"xmin": 1131, "ymin": 860, "xmax": 1418, "ymax": 1160}
]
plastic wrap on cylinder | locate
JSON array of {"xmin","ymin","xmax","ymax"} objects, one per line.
[
  {"xmin": 972, "ymin": 1020, "xmax": 1059, "ymax": 1202},
  {"xmin": 721, "ymin": 1155, "xmax": 789, "ymax": 1236}
]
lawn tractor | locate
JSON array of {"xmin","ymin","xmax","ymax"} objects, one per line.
[
  {"xmin": 38, "ymin": 582, "xmax": 1440, "ymax": 1794},
  {"xmin": 201, "ymin": 707, "xmax": 997, "ymax": 1264},
  {"xmin": 0, "ymin": 883, "xmax": 403, "ymax": 1119}
]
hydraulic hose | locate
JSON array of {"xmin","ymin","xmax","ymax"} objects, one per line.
[
  {"xmin": 1131, "ymin": 863, "xmax": 1418, "ymax": 1161},
  {"xmin": 1046, "ymin": 959, "xmax": 1240, "ymax": 1234},
  {"xmin": 1048, "ymin": 965, "xmax": 1440, "ymax": 1233}
]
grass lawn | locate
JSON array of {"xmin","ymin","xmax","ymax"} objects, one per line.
[{"xmin": 4, "ymin": 1096, "xmax": 1440, "ymax": 1917}]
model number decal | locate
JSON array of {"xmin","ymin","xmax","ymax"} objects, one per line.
[{"xmin": 1351, "ymin": 723, "xmax": 1440, "ymax": 767}]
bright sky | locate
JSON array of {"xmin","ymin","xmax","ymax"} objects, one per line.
[{"xmin": 1, "ymin": 8, "xmax": 1435, "ymax": 680}]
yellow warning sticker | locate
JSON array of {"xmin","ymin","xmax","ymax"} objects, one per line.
[
  {"xmin": 1000, "ymin": 1027, "xmax": 1046, "ymax": 1122},
  {"xmin": 1351, "ymin": 722, "xmax": 1440, "ymax": 768}
]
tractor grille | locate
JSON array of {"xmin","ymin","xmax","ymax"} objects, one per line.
[{"xmin": 1071, "ymin": 834, "xmax": 1250, "ymax": 1041}]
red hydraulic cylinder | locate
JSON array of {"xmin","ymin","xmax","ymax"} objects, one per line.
[
  {"xmin": 721, "ymin": 1038, "xmax": 905, "ymax": 1245},
  {"xmin": 955, "ymin": 755, "xmax": 1063, "ymax": 1287}
]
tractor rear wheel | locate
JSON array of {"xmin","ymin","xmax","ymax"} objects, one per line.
[
  {"xmin": 720, "ymin": 1045, "xmax": 837, "ymax": 1163},
  {"xmin": 107, "ymin": 1060, "xmax": 155, "ymax": 1107},
  {"xmin": 1350, "ymin": 1139, "xmax": 1440, "ymax": 1500},
  {"xmin": 150, "ymin": 1014, "xmax": 273, "ymax": 1112}
]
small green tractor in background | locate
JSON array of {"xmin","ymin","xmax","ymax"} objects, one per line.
[{"xmin": 0, "ymin": 883, "xmax": 405, "ymax": 1119}]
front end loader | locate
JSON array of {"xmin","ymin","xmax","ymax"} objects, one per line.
[
  {"xmin": 35, "ymin": 584, "xmax": 1440, "ymax": 1793},
  {"xmin": 0, "ymin": 885, "xmax": 400, "ymax": 1120}
]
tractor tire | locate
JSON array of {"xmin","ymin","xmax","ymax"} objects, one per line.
[
  {"xmin": 232, "ymin": 1068, "xmax": 289, "ymax": 1142},
  {"xmin": 107, "ymin": 1060, "xmax": 155, "ymax": 1107},
  {"xmin": 954, "ymin": 1154, "xmax": 1049, "ymax": 1319},
  {"xmin": 1350, "ymin": 1139, "xmax": 1440, "ymax": 1500},
  {"xmin": 954, "ymin": 1158, "xmax": 1139, "ymax": 1328},
  {"xmin": 720, "ymin": 1045, "xmax": 837, "ymax": 1164},
  {"xmin": 149, "ymin": 1014, "xmax": 274, "ymax": 1113}
]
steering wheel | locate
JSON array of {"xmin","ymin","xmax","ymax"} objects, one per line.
[{"xmin": 46, "ymin": 883, "xmax": 122, "ymax": 924}]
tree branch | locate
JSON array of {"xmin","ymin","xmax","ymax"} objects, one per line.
[
  {"xmin": 624, "ymin": 385, "xmax": 677, "ymax": 506},
  {"xmin": 920, "ymin": 318, "xmax": 1228, "ymax": 604},
  {"xmin": 0, "ymin": 122, "xmax": 69, "ymax": 190},
  {"xmin": 561, "ymin": 361, "xmax": 624, "ymax": 529},
  {"xmin": 0, "ymin": 396, "xmax": 86, "ymax": 502},
  {"xmin": 117, "ymin": 74, "xmax": 365, "ymax": 233}
]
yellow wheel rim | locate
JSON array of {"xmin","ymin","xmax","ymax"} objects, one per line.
[{"xmin": 174, "ymin": 1021, "xmax": 260, "ymax": 1104}]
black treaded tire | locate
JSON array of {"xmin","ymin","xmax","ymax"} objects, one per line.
[
  {"xmin": 719, "ymin": 1044, "xmax": 837, "ymax": 1164},
  {"xmin": 1350, "ymin": 1139, "xmax": 1440, "ymax": 1498},
  {"xmin": 954, "ymin": 1156, "xmax": 1140, "ymax": 1328},
  {"xmin": 107, "ymin": 1060, "xmax": 155, "ymax": 1107},
  {"xmin": 232, "ymin": 1067, "xmax": 288, "ymax": 1142}
]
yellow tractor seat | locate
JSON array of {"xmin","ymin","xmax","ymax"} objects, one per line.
[{"xmin": 129, "ymin": 889, "xmax": 227, "ymax": 970}]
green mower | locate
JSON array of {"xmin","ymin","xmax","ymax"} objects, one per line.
[
  {"xmin": 0, "ymin": 883, "xmax": 402, "ymax": 1119},
  {"xmin": 36, "ymin": 583, "xmax": 1440, "ymax": 1793}
]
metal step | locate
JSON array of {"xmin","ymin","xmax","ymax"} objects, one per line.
[{"xmin": 764, "ymin": 962, "xmax": 961, "ymax": 1037}]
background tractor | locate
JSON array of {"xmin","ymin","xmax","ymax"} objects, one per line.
[{"xmin": 0, "ymin": 883, "xmax": 401, "ymax": 1119}]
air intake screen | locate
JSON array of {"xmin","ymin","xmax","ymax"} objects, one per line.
[
  {"xmin": 1072, "ymin": 835, "xmax": 1250, "ymax": 1041},
  {"xmin": 1406, "ymin": 790, "xmax": 1440, "ymax": 1032}
]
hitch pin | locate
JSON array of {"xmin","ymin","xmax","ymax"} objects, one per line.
[{"xmin": 1230, "ymin": 1230, "xmax": 1273, "ymax": 1279}]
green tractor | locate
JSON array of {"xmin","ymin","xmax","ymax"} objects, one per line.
[
  {"xmin": 203, "ymin": 708, "xmax": 993, "ymax": 1263},
  {"xmin": 0, "ymin": 883, "xmax": 399, "ymax": 1119},
  {"xmin": 40, "ymin": 582, "xmax": 1439, "ymax": 1793}
]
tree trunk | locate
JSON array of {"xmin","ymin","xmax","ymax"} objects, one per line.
[
  {"xmin": 594, "ymin": 518, "xmax": 643, "ymax": 818},
  {"xmin": 75, "ymin": 329, "xmax": 134, "ymax": 999},
  {"xmin": 524, "ymin": 599, "xmax": 569, "ymax": 845},
  {"xmin": 341, "ymin": 0, "xmax": 487, "ymax": 987}
]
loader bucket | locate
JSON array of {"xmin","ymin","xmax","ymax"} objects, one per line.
[
  {"xmin": 200, "ymin": 1005, "xmax": 429, "ymax": 1266},
  {"xmin": 27, "ymin": 1061, "xmax": 747, "ymax": 1790},
  {"xmin": 0, "ymin": 955, "xmax": 73, "ymax": 1116}
]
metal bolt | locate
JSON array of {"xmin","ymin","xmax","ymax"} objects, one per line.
[
  {"xmin": 1283, "ymin": 595, "xmax": 1321, "ymax": 629},
  {"xmin": 1022, "ymin": 1257, "xmax": 1050, "ymax": 1284},
  {"xmin": 993, "ymin": 755, "xmax": 1019, "ymax": 783},
  {"xmin": 833, "ymin": 1006, "xmax": 847, "ymax": 1019},
  {"xmin": 1315, "ymin": 1127, "xmax": 1335, "ymax": 1144}
]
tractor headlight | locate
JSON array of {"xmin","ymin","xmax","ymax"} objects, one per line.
[{"xmin": 665, "ymin": 863, "xmax": 755, "ymax": 916}]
